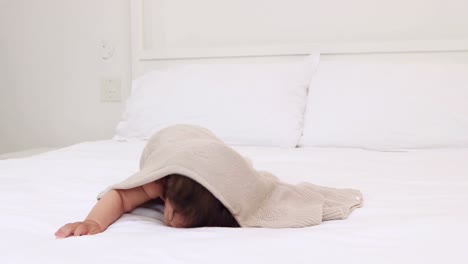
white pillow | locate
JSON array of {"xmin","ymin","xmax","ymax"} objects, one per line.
[
  {"xmin": 115, "ymin": 54, "xmax": 320, "ymax": 147},
  {"xmin": 300, "ymin": 60, "xmax": 468, "ymax": 150}
]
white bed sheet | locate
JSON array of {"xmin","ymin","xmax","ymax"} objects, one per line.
[{"xmin": 1, "ymin": 140, "xmax": 467, "ymax": 264}]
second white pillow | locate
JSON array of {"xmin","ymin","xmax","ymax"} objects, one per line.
[{"xmin": 300, "ymin": 60, "xmax": 468, "ymax": 150}]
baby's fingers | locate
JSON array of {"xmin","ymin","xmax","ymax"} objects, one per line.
[
  {"xmin": 55, "ymin": 222, "xmax": 81, "ymax": 238},
  {"xmin": 73, "ymin": 223, "xmax": 90, "ymax": 236}
]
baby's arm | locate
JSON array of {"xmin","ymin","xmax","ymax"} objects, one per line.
[{"xmin": 55, "ymin": 180, "xmax": 163, "ymax": 238}]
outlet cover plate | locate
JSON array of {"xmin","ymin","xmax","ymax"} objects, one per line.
[{"xmin": 101, "ymin": 78, "xmax": 121, "ymax": 102}]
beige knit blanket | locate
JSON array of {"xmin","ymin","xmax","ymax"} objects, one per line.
[{"xmin": 99, "ymin": 124, "xmax": 363, "ymax": 228}]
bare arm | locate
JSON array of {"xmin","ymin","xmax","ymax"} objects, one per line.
[{"xmin": 55, "ymin": 180, "xmax": 163, "ymax": 238}]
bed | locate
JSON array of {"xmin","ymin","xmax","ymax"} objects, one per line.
[
  {"xmin": 1, "ymin": 141, "xmax": 467, "ymax": 263},
  {"xmin": 2, "ymin": 0, "xmax": 468, "ymax": 263},
  {"xmin": 2, "ymin": 59, "xmax": 468, "ymax": 263}
]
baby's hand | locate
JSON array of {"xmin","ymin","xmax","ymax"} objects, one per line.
[{"xmin": 55, "ymin": 220, "xmax": 102, "ymax": 239}]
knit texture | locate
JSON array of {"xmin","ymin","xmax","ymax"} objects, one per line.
[{"xmin": 98, "ymin": 124, "xmax": 363, "ymax": 228}]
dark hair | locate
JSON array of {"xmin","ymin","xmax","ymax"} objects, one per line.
[{"xmin": 163, "ymin": 174, "xmax": 240, "ymax": 228}]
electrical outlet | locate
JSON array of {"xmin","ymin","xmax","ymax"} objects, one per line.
[{"xmin": 101, "ymin": 78, "xmax": 121, "ymax": 102}]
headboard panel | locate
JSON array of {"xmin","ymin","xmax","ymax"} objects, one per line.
[{"xmin": 131, "ymin": 0, "xmax": 468, "ymax": 79}]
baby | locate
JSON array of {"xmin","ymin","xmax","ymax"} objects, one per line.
[
  {"xmin": 55, "ymin": 174, "xmax": 239, "ymax": 238},
  {"xmin": 55, "ymin": 124, "xmax": 363, "ymax": 237}
]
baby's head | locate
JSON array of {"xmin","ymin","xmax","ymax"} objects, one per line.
[{"xmin": 162, "ymin": 174, "xmax": 240, "ymax": 228}]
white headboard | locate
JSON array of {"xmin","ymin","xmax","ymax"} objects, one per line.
[{"xmin": 131, "ymin": 0, "xmax": 468, "ymax": 79}]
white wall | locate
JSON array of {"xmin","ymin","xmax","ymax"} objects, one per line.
[
  {"xmin": 0, "ymin": 0, "xmax": 131, "ymax": 154},
  {"xmin": 136, "ymin": 0, "xmax": 468, "ymax": 62}
]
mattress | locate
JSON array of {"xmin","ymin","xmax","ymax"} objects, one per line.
[{"xmin": 1, "ymin": 140, "xmax": 467, "ymax": 264}]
